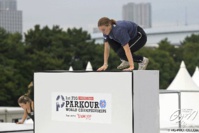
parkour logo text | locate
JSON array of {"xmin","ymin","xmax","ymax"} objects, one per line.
[{"xmin": 56, "ymin": 95, "xmax": 107, "ymax": 113}]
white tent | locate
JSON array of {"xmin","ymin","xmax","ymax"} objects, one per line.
[
  {"xmin": 68, "ymin": 66, "xmax": 73, "ymax": 71},
  {"xmin": 167, "ymin": 61, "xmax": 199, "ymax": 90},
  {"xmin": 160, "ymin": 61, "xmax": 199, "ymax": 128},
  {"xmin": 85, "ymin": 61, "xmax": 93, "ymax": 71},
  {"xmin": 192, "ymin": 66, "xmax": 199, "ymax": 87}
]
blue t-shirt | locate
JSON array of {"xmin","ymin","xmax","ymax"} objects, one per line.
[{"xmin": 103, "ymin": 20, "xmax": 138, "ymax": 46}]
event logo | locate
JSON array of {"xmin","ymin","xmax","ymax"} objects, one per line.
[
  {"xmin": 55, "ymin": 95, "xmax": 108, "ymax": 113},
  {"xmin": 52, "ymin": 93, "xmax": 112, "ymax": 123},
  {"xmin": 56, "ymin": 95, "xmax": 65, "ymax": 111},
  {"xmin": 99, "ymin": 100, "xmax": 106, "ymax": 108}
]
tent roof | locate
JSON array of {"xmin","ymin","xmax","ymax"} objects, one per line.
[
  {"xmin": 167, "ymin": 61, "xmax": 199, "ymax": 90},
  {"xmin": 86, "ymin": 61, "xmax": 93, "ymax": 71},
  {"xmin": 192, "ymin": 66, "xmax": 199, "ymax": 87},
  {"xmin": 69, "ymin": 66, "xmax": 73, "ymax": 71}
]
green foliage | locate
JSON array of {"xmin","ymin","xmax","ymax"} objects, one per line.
[
  {"xmin": 181, "ymin": 34, "xmax": 199, "ymax": 75},
  {"xmin": 0, "ymin": 28, "xmax": 27, "ymax": 106},
  {"xmin": 0, "ymin": 26, "xmax": 199, "ymax": 106}
]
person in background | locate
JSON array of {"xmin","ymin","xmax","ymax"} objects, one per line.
[
  {"xmin": 97, "ymin": 17, "xmax": 149, "ymax": 71},
  {"xmin": 17, "ymin": 82, "xmax": 34, "ymax": 124}
]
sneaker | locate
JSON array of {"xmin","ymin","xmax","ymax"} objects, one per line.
[
  {"xmin": 138, "ymin": 57, "xmax": 149, "ymax": 70},
  {"xmin": 117, "ymin": 60, "xmax": 130, "ymax": 69}
]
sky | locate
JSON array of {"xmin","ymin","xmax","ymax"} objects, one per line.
[{"xmin": 17, "ymin": 0, "xmax": 199, "ymax": 33}]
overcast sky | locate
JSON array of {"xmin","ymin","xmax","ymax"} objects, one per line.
[{"xmin": 17, "ymin": 0, "xmax": 199, "ymax": 33}]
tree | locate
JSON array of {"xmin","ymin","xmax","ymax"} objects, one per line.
[
  {"xmin": 0, "ymin": 28, "xmax": 28, "ymax": 106},
  {"xmin": 24, "ymin": 25, "xmax": 73, "ymax": 72},
  {"xmin": 181, "ymin": 34, "xmax": 199, "ymax": 75}
]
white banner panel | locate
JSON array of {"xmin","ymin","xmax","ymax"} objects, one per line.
[{"xmin": 51, "ymin": 92, "xmax": 112, "ymax": 123}]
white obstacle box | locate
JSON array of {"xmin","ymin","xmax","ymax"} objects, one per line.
[{"xmin": 34, "ymin": 71, "xmax": 159, "ymax": 133}]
